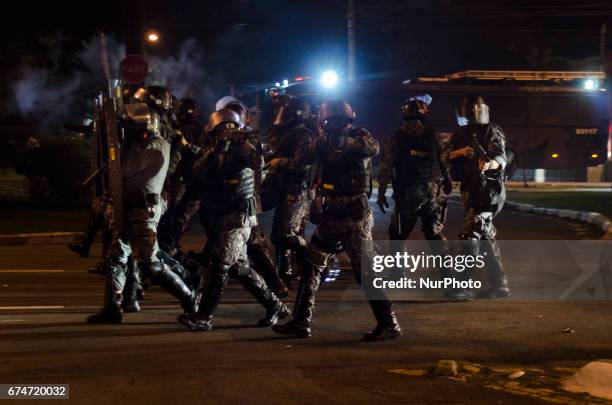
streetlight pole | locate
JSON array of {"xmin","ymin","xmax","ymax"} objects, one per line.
[{"xmin": 347, "ymin": 0, "xmax": 356, "ymax": 82}]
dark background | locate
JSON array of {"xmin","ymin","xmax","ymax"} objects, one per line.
[{"xmin": 0, "ymin": 0, "xmax": 611, "ymax": 127}]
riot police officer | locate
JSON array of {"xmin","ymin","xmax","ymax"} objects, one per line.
[
  {"xmin": 273, "ymin": 100, "xmax": 402, "ymax": 341},
  {"xmin": 87, "ymin": 94, "xmax": 197, "ymax": 323},
  {"xmin": 157, "ymin": 98, "xmax": 206, "ymax": 254},
  {"xmin": 178, "ymin": 109, "xmax": 289, "ymax": 331},
  {"xmin": 377, "ymin": 94, "xmax": 452, "ymax": 240},
  {"xmin": 217, "ymin": 96, "xmax": 289, "ymax": 297},
  {"xmin": 446, "ymin": 95, "xmax": 509, "ymax": 300},
  {"xmin": 266, "ymin": 96, "xmax": 317, "ymax": 287}
]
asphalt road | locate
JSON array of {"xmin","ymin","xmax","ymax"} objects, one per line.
[{"xmin": 0, "ymin": 199, "xmax": 610, "ymax": 404}]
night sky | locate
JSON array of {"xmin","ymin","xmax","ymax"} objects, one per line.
[{"xmin": 0, "ymin": 0, "xmax": 611, "ymax": 124}]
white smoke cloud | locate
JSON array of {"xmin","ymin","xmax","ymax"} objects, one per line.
[
  {"xmin": 148, "ymin": 38, "xmax": 214, "ymax": 103},
  {"xmin": 11, "ymin": 35, "xmax": 214, "ymax": 125},
  {"xmin": 14, "ymin": 68, "xmax": 81, "ymax": 117}
]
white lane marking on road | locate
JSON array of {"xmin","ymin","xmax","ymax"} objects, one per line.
[
  {"xmin": 0, "ymin": 306, "xmax": 64, "ymax": 310},
  {"xmin": 0, "ymin": 270, "xmax": 65, "ymax": 273}
]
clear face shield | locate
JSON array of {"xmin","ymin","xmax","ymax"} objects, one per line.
[
  {"xmin": 121, "ymin": 103, "xmax": 160, "ymax": 131},
  {"xmin": 456, "ymin": 102, "xmax": 490, "ymax": 126}
]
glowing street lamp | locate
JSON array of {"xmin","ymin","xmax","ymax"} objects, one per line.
[
  {"xmin": 146, "ymin": 30, "xmax": 160, "ymax": 44},
  {"xmin": 321, "ymin": 70, "xmax": 339, "ymax": 88}
]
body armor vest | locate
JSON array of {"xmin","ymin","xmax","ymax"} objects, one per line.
[
  {"xmin": 393, "ymin": 124, "xmax": 437, "ymax": 193},
  {"xmin": 276, "ymin": 125, "xmax": 314, "ymax": 190},
  {"xmin": 203, "ymin": 129, "xmax": 257, "ymax": 213},
  {"xmin": 451, "ymin": 124, "xmax": 506, "ymax": 215},
  {"xmin": 123, "ymin": 135, "xmax": 170, "ymax": 196},
  {"xmin": 320, "ymin": 129, "xmax": 371, "ymax": 197}
]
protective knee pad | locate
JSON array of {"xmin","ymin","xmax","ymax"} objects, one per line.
[{"xmin": 138, "ymin": 261, "xmax": 164, "ymax": 280}]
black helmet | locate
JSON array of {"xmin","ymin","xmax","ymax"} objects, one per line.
[
  {"xmin": 216, "ymin": 96, "xmax": 248, "ymax": 128},
  {"xmin": 273, "ymin": 96, "xmax": 310, "ymax": 127},
  {"xmin": 318, "ymin": 99, "xmax": 355, "ymax": 124},
  {"xmin": 456, "ymin": 95, "xmax": 489, "ymax": 126},
  {"xmin": 205, "ymin": 108, "xmax": 241, "ymax": 133},
  {"xmin": 178, "ymin": 98, "xmax": 200, "ymax": 121},
  {"xmin": 133, "ymin": 86, "xmax": 172, "ymax": 112},
  {"xmin": 402, "ymin": 94, "xmax": 432, "ymax": 120}
]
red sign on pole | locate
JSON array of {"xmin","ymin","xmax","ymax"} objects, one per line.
[{"xmin": 119, "ymin": 55, "xmax": 149, "ymax": 84}]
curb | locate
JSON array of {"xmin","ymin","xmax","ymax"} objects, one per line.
[
  {"xmin": 0, "ymin": 232, "xmax": 82, "ymax": 246},
  {"xmin": 503, "ymin": 201, "xmax": 612, "ymax": 240}
]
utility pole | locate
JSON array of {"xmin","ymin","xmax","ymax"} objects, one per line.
[
  {"xmin": 347, "ymin": 0, "xmax": 356, "ymax": 81},
  {"xmin": 602, "ymin": 21, "xmax": 612, "ymax": 180}
]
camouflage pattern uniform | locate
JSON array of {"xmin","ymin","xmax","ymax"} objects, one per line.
[
  {"xmin": 378, "ymin": 120, "xmax": 450, "ymax": 240},
  {"xmin": 275, "ymin": 126, "xmax": 400, "ymax": 338},
  {"xmin": 246, "ymin": 128, "xmax": 288, "ymax": 296},
  {"xmin": 69, "ymin": 193, "xmax": 117, "ymax": 262},
  {"xmin": 88, "ymin": 127, "xmax": 196, "ymax": 323},
  {"xmin": 269, "ymin": 124, "xmax": 317, "ymax": 284},
  {"xmin": 179, "ymin": 127, "xmax": 288, "ymax": 330}
]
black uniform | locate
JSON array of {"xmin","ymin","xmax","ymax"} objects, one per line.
[
  {"xmin": 447, "ymin": 121, "xmax": 509, "ymax": 300},
  {"xmin": 378, "ymin": 119, "xmax": 451, "ymax": 240}
]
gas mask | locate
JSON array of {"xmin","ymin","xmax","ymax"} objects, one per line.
[{"xmin": 322, "ymin": 116, "xmax": 351, "ymax": 149}]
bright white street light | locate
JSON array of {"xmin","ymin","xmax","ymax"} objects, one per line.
[
  {"xmin": 321, "ymin": 70, "xmax": 339, "ymax": 88},
  {"xmin": 584, "ymin": 79, "xmax": 596, "ymax": 90}
]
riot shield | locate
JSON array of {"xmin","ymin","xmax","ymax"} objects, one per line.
[{"xmin": 89, "ymin": 80, "xmax": 125, "ymax": 233}]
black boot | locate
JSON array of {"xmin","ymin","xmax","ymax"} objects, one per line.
[
  {"xmin": 178, "ymin": 268, "xmax": 228, "ymax": 331},
  {"xmin": 476, "ymin": 241, "xmax": 510, "ymax": 299},
  {"xmin": 70, "ymin": 212, "xmax": 101, "ymax": 258},
  {"xmin": 87, "ymin": 304, "xmax": 123, "ymax": 324},
  {"xmin": 443, "ymin": 237, "xmax": 478, "ymax": 301},
  {"xmin": 121, "ymin": 268, "xmax": 141, "ymax": 313},
  {"xmin": 144, "ymin": 262, "xmax": 196, "ymax": 314},
  {"xmin": 88, "ymin": 272, "xmax": 123, "ymax": 324},
  {"xmin": 273, "ymin": 260, "xmax": 320, "ymax": 338},
  {"xmin": 69, "ymin": 243, "xmax": 90, "ymax": 258},
  {"xmin": 363, "ymin": 300, "xmax": 402, "ymax": 342},
  {"xmin": 258, "ymin": 301, "xmax": 291, "ymax": 327},
  {"xmin": 157, "ymin": 249, "xmax": 201, "ymax": 290},
  {"xmin": 277, "ymin": 249, "xmax": 295, "ymax": 289},
  {"xmin": 231, "ymin": 266, "xmax": 290, "ymax": 327}
]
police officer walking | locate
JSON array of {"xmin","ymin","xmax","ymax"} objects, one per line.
[
  {"xmin": 178, "ymin": 109, "xmax": 289, "ymax": 331},
  {"xmin": 88, "ymin": 87, "xmax": 197, "ymax": 323},
  {"xmin": 217, "ymin": 96, "xmax": 289, "ymax": 297},
  {"xmin": 273, "ymin": 100, "xmax": 402, "ymax": 341},
  {"xmin": 266, "ymin": 96, "xmax": 317, "ymax": 287},
  {"xmin": 445, "ymin": 95, "xmax": 509, "ymax": 300},
  {"xmin": 377, "ymin": 94, "xmax": 452, "ymax": 241}
]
